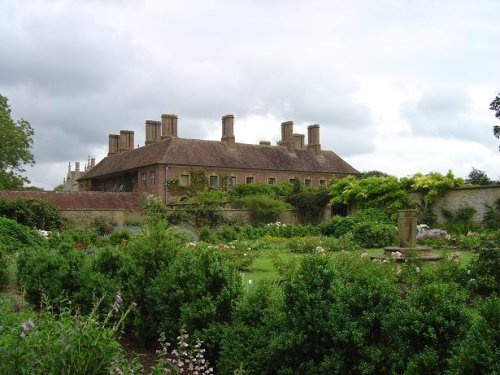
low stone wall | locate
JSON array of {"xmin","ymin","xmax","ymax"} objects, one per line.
[
  {"xmin": 409, "ymin": 185, "xmax": 500, "ymax": 225},
  {"xmin": 60, "ymin": 209, "xmax": 125, "ymax": 227}
]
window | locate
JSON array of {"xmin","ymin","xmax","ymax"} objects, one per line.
[
  {"xmin": 141, "ymin": 172, "xmax": 147, "ymax": 188},
  {"xmin": 268, "ymin": 177, "xmax": 276, "ymax": 185},
  {"xmin": 179, "ymin": 174, "xmax": 190, "ymax": 186},
  {"xmin": 228, "ymin": 176, "xmax": 236, "ymax": 186},
  {"xmin": 289, "ymin": 178, "xmax": 296, "ymax": 184},
  {"xmin": 304, "ymin": 179, "xmax": 312, "ymax": 187},
  {"xmin": 319, "ymin": 179, "xmax": 327, "ymax": 186},
  {"xmin": 246, "ymin": 176, "xmax": 255, "ymax": 184},
  {"xmin": 209, "ymin": 175, "xmax": 219, "ymax": 187},
  {"xmin": 149, "ymin": 170, "xmax": 156, "ymax": 186}
]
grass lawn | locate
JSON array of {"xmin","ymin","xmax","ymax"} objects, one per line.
[{"xmin": 245, "ymin": 247, "xmax": 476, "ymax": 283}]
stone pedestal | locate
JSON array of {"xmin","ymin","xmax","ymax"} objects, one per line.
[{"xmin": 397, "ymin": 209, "xmax": 418, "ymax": 247}]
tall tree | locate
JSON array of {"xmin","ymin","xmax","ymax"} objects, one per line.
[
  {"xmin": 0, "ymin": 94, "xmax": 35, "ymax": 189},
  {"xmin": 489, "ymin": 93, "xmax": 500, "ymax": 151},
  {"xmin": 466, "ymin": 167, "xmax": 491, "ymax": 186}
]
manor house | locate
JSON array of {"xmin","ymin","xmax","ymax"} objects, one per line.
[{"xmin": 77, "ymin": 113, "xmax": 359, "ymax": 203}]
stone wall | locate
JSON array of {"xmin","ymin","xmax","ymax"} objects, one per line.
[
  {"xmin": 60, "ymin": 209, "xmax": 125, "ymax": 227},
  {"xmin": 409, "ymin": 185, "xmax": 500, "ymax": 225}
]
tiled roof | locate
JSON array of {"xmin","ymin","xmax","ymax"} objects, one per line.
[
  {"xmin": 0, "ymin": 191, "xmax": 142, "ymax": 212},
  {"xmin": 80, "ymin": 137, "xmax": 358, "ymax": 180}
]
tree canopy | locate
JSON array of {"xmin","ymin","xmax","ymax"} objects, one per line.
[
  {"xmin": 0, "ymin": 94, "xmax": 35, "ymax": 190},
  {"xmin": 466, "ymin": 167, "xmax": 492, "ymax": 186},
  {"xmin": 489, "ymin": 93, "xmax": 500, "ymax": 151}
]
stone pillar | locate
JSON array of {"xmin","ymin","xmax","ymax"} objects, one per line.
[{"xmin": 397, "ymin": 209, "xmax": 418, "ymax": 247}]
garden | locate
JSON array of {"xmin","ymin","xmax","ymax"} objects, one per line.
[{"xmin": 0, "ymin": 171, "xmax": 499, "ymax": 374}]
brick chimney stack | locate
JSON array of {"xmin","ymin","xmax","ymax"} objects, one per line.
[
  {"xmin": 108, "ymin": 134, "xmax": 119, "ymax": 155},
  {"xmin": 75, "ymin": 162, "xmax": 80, "ymax": 172},
  {"xmin": 307, "ymin": 124, "xmax": 321, "ymax": 155},
  {"xmin": 119, "ymin": 130, "xmax": 135, "ymax": 153},
  {"xmin": 221, "ymin": 114, "xmax": 235, "ymax": 145},
  {"xmin": 161, "ymin": 114, "xmax": 178, "ymax": 139},
  {"xmin": 281, "ymin": 121, "xmax": 294, "ymax": 151},
  {"xmin": 145, "ymin": 120, "xmax": 161, "ymax": 145},
  {"xmin": 293, "ymin": 134, "xmax": 305, "ymax": 149}
]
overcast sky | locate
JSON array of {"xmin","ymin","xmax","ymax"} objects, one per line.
[{"xmin": 1, "ymin": 0, "xmax": 499, "ymax": 189}]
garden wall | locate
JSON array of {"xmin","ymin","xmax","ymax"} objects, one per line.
[{"xmin": 409, "ymin": 185, "xmax": 500, "ymax": 225}]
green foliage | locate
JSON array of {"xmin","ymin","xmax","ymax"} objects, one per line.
[
  {"xmin": 0, "ymin": 94, "xmax": 35, "ymax": 189},
  {"xmin": 240, "ymin": 194, "xmax": 288, "ymax": 224},
  {"xmin": 483, "ymin": 198, "xmax": 500, "ymax": 229},
  {"xmin": 287, "ymin": 190, "xmax": 330, "ymax": 224},
  {"xmin": 0, "ymin": 216, "xmax": 44, "ymax": 254},
  {"xmin": 0, "ymin": 246, "xmax": 9, "ymax": 290},
  {"xmin": 287, "ymin": 234, "xmax": 358, "ymax": 253},
  {"xmin": 319, "ymin": 209, "xmax": 396, "ymax": 248},
  {"xmin": 230, "ymin": 182, "xmax": 294, "ymax": 199},
  {"xmin": 217, "ymin": 282, "xmax": 284, "ymax": 375},
  {"xmin": 329, "ymin": 175, "xmax": 409, "ymax": 215},
  {"xmin": 466, "ymin": 167, "xmax": 492, "ymax": 185},
  {"xmin": 447, "ymin": 296, "xmax": 500, "ymax": 374},
  {"xmin": 0, "ymin": 295, "xmax": 141, "ymax": 374},
  {"xmin": 441, "ymin": 205, "xmax": 477, "ymax": 234},
  {"xmin": 145, "ymin": 246, "xmax": 242, "ymax": 342},
  {"xmin": 17, "ymin": 243, "xmax": 85, "ymax": 305},
  {"xmin": 383, "ymin": 283, "xmax": 471, "ymax": 374},
  {"xmin": 200, "ymin": 223, "xmax": 321, "ymax": 243},
  {"xmin": 0, "ymin": 198, "xmax": 64, "ymax": 230},
  {"xmin": 268, "ymin": 254, "xmax": 400, "ymax": 375},
  {"xmin": 167, "ymin": 168, "xmax": 209, "ymax": 197},
  {"xmin": 410, "ymin": 170, "xmax": 464, "ymax": 206},
  {"xmin": 490, "ymin": 92, "xmax": 500, "ymax": 150},
  {"xmin": 468, "ymin": 247, "xmax": 500, "ymax": 297}
]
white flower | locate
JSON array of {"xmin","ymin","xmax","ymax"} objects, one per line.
[{"xmin": 360, "ymin": 252, "xmax": 368, "ymax": 258}]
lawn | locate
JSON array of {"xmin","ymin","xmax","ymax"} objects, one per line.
[{"xmin": 245, "ymin": 247, "xmax": 476, "ymax": 283}]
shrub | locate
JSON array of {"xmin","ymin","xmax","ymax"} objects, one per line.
[
  {"xmin": 448, "ymin": 296, "xmax": 500, "ymax": 374},
  {"xmin": 319, "ymin": 215, "xmax": 356, "ymax": 237},
  {"xmin": 240, "ymin": 195, "xmax": 289, "ymax": 224},
  {"xmin": 269, "ymin": 254, "xmax": 399, "ymax": 374},
  {"xmin": 382, "ymin": 283, "xmax": 471, "ymax": 374},
  {"xmin": 468, "ymin": 247, "xmax": 500, "ymax": 297},
  {"xmin": 17, "ymin": 243, "xmax": 85, "ymax": 305},
  {"xmin": 217, "ymin": 282, "xmax": 284, "ymax": 375},
  {"xmin": 0, "ymin": 245, "xmax": 9, "ymax": 290},
  {"xmin": 145, "ymin": 247, "xmax": 242, "ymax": 342},
  {"xmin": 441, "ymin": 205, "xmax": 477, "ymax": 234},
  {"xmin": 483, "ymin": 198, "xmax": 500, "ymax": 229},
  {"xmin": 0, "ymin": 216, "xmax": 44, "ymax": 254},
  {"xmin": 352, "ymin": 221, "xmax": 396, "ymax": 248},
  {"xmin": 0, "ymin": 198, "xmax": 64, "ymax": 230}
]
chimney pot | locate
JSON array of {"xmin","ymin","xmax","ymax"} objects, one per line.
[
  {"xmin": 293, "ymin": 134, "xmax": 305, "ymax": 149},
  {"xmin": 75, "ymin": 162, "xmax": 80, "ymax": 172},
  {"xmin": 146, "ymin": 120, "xmax": 161, "ymax": 145}
]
